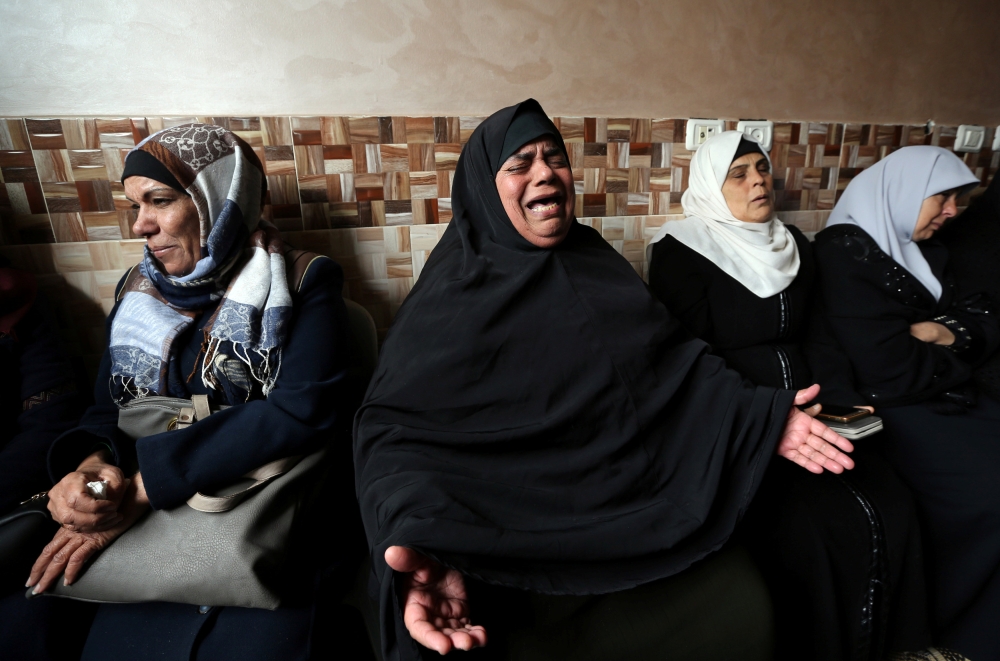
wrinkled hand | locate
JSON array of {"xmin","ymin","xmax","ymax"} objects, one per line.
[
  {"xmin": 385, "ymin": 546, "xmax": 487, "ymax": 654},
  {"xmin": 777, "ymin": 384, "xmax": 855, "ymax": 474},
  {"xmin": 910, "ymin": 321, "xmax": 955, "ymax": 346},
  {"xmin": 29, "ymin": 473, "xmax": 149, "ymax": 594},
  {"xmin": 47, "ymin": 450, "xmax": 129, "ymax": 533}
]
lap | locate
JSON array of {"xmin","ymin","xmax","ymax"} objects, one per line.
[
  {"xmin": 878, "ymin": 395, "xmax": 1000, "ymax": 521},
  {"xmin": 501, "ymin": 545, "xmax": 773, "ymax": 661},
  {"xmin": 83, "ymin": 601, "xmax": 314, "ymax": 661}
]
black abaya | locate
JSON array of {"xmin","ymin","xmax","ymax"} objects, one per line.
[
  {"xmin": 353, "ymin": 100, "xmax": 796, "ymax": 661},
  {"xmin": 649, "ymin": 229, "xmax": 930, "ymax": 660},
  {"xmin": 814, "ymin": 223, "xmax": 1000, "ymax": 658}
]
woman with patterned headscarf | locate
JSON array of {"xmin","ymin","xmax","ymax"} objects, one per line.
[
  {"xmin": 815, "ymin": 146, "xmax": 1000, "ymax": 659},
  {"xmin": 25, "ymin": 124, "xmax": 358, "ymax": 660}
]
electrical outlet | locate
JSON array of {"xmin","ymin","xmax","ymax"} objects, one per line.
[
  {"xmin": 955, "ymin": 125, "xmax": 985, "ymax": 153},
  {"xmin": 685, "ymin": 119, "xmax": 725, "ymax": 150},
  {"xmin": 736, "ymin": 120, "xmax": 774, "ymax": 151}
]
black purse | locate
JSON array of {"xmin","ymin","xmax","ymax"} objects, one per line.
[{"xmin": 0, "ymin": 493, "xmax": 58, "ymax": 592}]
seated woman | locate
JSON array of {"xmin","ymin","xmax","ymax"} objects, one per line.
[
  {"xmin": 646, "ymin": 131, "xmax": 929, "ymax": 660},
  {"xmin": 938, "ymin": 170, "xmax": 1000, "ymax": 402},
  {"xmin": 813, "ymin": 146, "xmax": 1000, "ymax": 660},
  {"xmin": 354, "ymin": 100, "xmax": 855, "ymax": 661},
  {"xmin": 0, "ymin": 258, "xmax": 92, "ymax": 661},
  {"xmin": 25, "ymin": 124, "xmax": 356, "ymax": 661}
]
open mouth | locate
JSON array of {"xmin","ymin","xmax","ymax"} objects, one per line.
[{"xmin": 526, "ymin": 194, "xmax": 564, "ymax": 215}]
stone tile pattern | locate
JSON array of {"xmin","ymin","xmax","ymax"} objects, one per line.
[{"xmin": 1, "ymin": 115, "xmax": 997, "ymax": 369}]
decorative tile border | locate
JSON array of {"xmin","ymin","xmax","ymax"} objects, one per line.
[
  {"xmin": 4, "ymin": 115, "xmax": 995, "ymax": 246},
  {"xmin": 1, "ymin": 113, "xmax": 996, "ymax": 372}
]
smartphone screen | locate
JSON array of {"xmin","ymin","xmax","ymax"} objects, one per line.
[
  {"xmin": 816, "ymin": 404, "xmax": 870, "ymax": 423},
  {"xmin": 817, "ymin": 404, "xmax": 865, "ymax": 417}
]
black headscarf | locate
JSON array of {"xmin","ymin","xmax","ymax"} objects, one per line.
[{"xmin": 354, "ymin": 99, "xmax": 795, "ymax": 661}]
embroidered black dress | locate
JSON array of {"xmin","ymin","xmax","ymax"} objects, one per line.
[
  {"xmin": 814, "ymin": 224, "xmax": 1000, "ymax": 660},
  {"xmin": 649, "ymin": 226, "xmax": 930, "ymax": 661}
]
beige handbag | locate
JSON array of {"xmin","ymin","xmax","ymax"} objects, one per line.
[{"xmin": 37, "ymin": 394, "xmax": 326, "ymax": 610}]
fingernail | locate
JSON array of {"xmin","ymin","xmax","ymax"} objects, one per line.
[
  {"xmin": 25, "ymin": 579, "xmax": 32, "ymax": 588},
  {"xmin": 31, "ymin": 586, "xmax": 41, "ymax": 595}
]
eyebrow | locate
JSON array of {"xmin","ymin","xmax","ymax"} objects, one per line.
[
  {"xmin": 510, "ymin": 146, "xmax": 565, "ymax": 162},
  {"xmin": 727, "ymin": 159, "xmax": 769, "ymax": 176},
  {"xmin": 125, "ymin": 187, "xmax": 179, "ymax": 204}
]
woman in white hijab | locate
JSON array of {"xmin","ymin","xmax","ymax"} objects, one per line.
[
  {"xmin": 814, "ymin": 146, "xmax": 1000, "ymax": 659},
  {"xmin": 648, "ymin": 132, "xmax": 932, "ymax": 660}
]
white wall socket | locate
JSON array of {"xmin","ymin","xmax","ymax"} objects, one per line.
[
  {"xmin": 736, "ymin": 120, "xmax": 774, "ymax": 151},
  {"xmin": 685, "ymin": 119, "xmax": 725, "ymax": 150},
  {"xmin": 955, "ymin": 124, "xmax": 986, "ymax": 153},
  {"xmin": 992, "ymin": 127, "xmax": 1000, "ymax": 152}
]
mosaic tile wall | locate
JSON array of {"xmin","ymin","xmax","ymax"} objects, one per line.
[{"xmin": 1, "ymin": 115, "xmax": 997, "ymax": 371}]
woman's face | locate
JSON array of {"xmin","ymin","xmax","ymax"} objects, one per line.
[
  {"xmin": 912, "ymin": 190, "xmax": 959, "ymax": 241},
  {"xmin": 125, "ymin": 175, "xmax": 202, "ymax": 276},
  {"xmin": 721, "ymin": 152, "xmax": 775, "ymax": 223},
  {"xmin": 495, "ymin": 137, "xmax": 575, "ymax": 248}
]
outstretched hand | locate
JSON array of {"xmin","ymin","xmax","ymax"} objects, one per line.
[
  {"xmin": 385, "ymin": 546, "xmax": 487, "ymax": 654},
  {"xmin": 777, "ymin": 384, "xmax": 855, "ymax": 474}
]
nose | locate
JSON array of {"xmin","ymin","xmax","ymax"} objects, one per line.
[
  {"xmin": 942, "ymin": 194, "xmax": 958, "ymax": 218},
  {"xmin": 530, "ymin": 157, "xmax": 556, "ymax": 184},
  {"xmin": 131, "ymin": 205, "xmax": 158, "ymax": 238}
]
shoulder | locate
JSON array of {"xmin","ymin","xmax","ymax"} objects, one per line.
[
  {"xmin": 568, "ymin": 221, "xmax": 614, "ymax": 253},
  {"xmin": 113, "ymin": 263, "xmax": 142, "ymax": 301},
  {"xmin": 286, "ymin": 252, "xmax": 343, "ymax": 296},
  {"xmin": 783, "ymin": 223, "xmax": 810, "ymax": 247},
  {"xmin": 650, "ymin": 233, "xmax": 720, "ymax": 277},
  {"xmin": 813, "ymin": 224, "xmax": 881, "ymax": 263}
]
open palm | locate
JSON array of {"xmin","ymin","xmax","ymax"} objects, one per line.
[
  {"xmin": 778, "ymin": 384, "xmax": 855, "ymax": 474},
  {"xmin": 385, "ymin": 546, "xmax": 487, "ymax": 654}
]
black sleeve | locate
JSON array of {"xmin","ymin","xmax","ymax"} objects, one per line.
[
  {"xmin": 135, "ymin": 258, "xmax": 351, "ymax": 509},
  {"xmin": 0, "ymin": 301, "xmax": 87, "ymax": 513},
  {"xmin": 813, "ymin": 233, "xmax": 972, "ymax": 406},
  {"xmin": 936, "ymin": 293, "xmax": 1000, "ymax": 366},
  {"xmin": 800, "ymin": 293, "xmax": 865, "ymax": 406},
  {"xmin": 647, "ymin": 236, "xmax": 714, "ymax": 339}
]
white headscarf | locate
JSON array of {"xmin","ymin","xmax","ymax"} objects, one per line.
[
  {"xmin": 646, "ymin": 131, "xmax": 800, "ymax": 298},
  {"xmin": 826, "ymin": 146, "xmax": 978, "ymax": 301}
]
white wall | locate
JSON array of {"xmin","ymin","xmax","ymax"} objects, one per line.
[{"xmin": 2, "ymin": 0, "xmax": 999, "ymax": 124}]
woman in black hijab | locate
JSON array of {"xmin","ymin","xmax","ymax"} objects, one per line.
[{"xmin": 354, "ymin": 100, "xmax": 854, "ymax": 660}]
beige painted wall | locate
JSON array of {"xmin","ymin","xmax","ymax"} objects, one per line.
[{"xmin": 2, "ymin": 0, "xmax": 999, "ymax": 125}]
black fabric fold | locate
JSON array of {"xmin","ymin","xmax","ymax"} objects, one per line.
[{"xmin": 353, "ymin": 99, "xmax": 795, "ymax": 661}]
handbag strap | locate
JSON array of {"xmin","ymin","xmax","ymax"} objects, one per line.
[
  {"xmin": 175, "ymin": 394, "xmax": 212, "ymax": 431},
  {"xmin": 186, "ymin": 456, "xmax": 302, "ymax": 513}
]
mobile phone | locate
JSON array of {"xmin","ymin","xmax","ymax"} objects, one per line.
[{"xmin": 815, "ymin": 404, "xmax": 871, "ymax": 424}]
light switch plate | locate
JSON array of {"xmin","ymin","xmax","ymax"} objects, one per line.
[
  {"xmin": 955, "ymin": 124, "xmax": 985, "ymax": 153},
  {"xmin": 736, "ymin": 120, "xmax": 774, "ymax": 151},
  {"xmin": 992, "ymin": 127, "xmax": 1000, "ymax": 152},
  {"xmin": 685, "ymin": 119, "xmax": 725, "ymax": 150}
]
